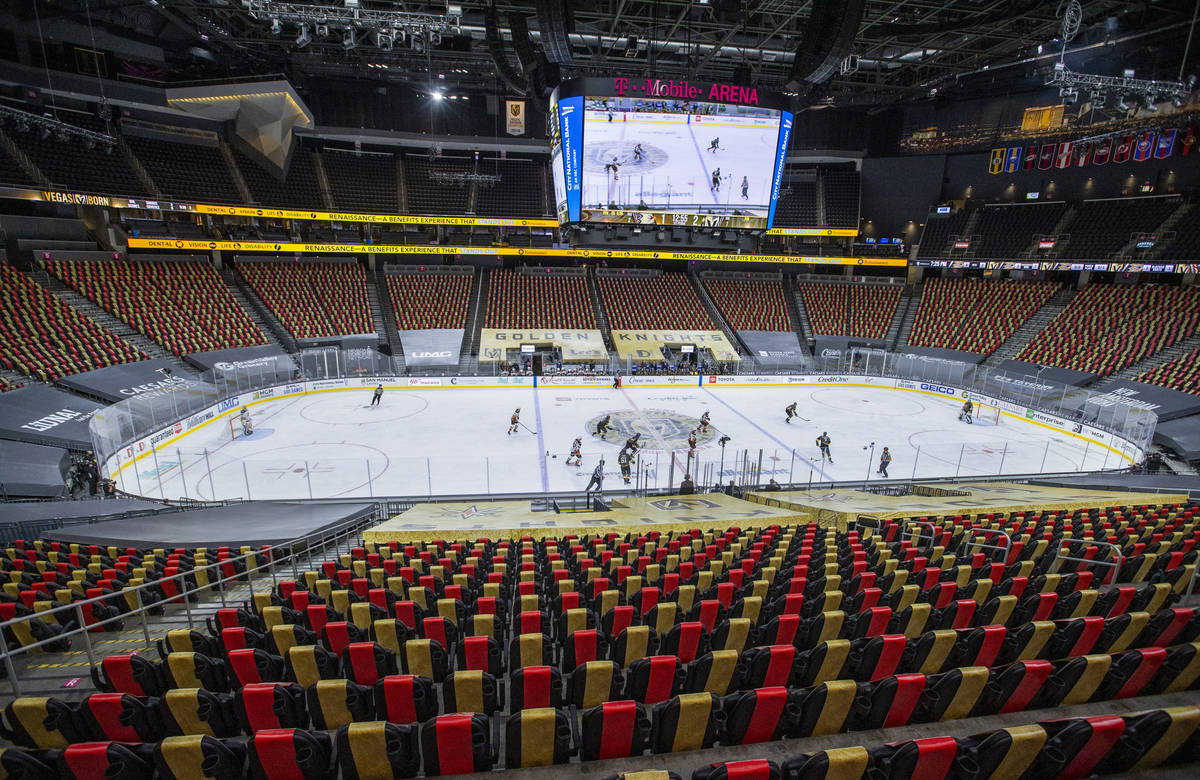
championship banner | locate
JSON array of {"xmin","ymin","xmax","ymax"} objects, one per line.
[
  {"xmin": 1182, "ymin": 126, "xmax": 1196, "ymax": 156},
  {"xmin": 612, "ymin": 330, "xmax": 740, "ymax": 363},
  {"xmin": 1155, "ymin": 129, "xmax": 1177, "ymax": 158},
  {"xmin": 477, "ymin": 329, "xmax": 607, "ymax": 363},
  {"xmin": 1074, "ymin": 141, "xmax": 1092, "ymax": 167},
  {"xmin": 1038, "ymin": 143, "xmax": 1055, "ymax": 170},
  {"xmin": 125, "ymin": 239, "xmax": 907, "ymax": 267},
  {"xmin": 1092, "ymin": 137, "xmax": 1112, "ymax": 165},
  {"xmin": 988, "ymin": 148, "xmax": 1005, "ymax": 174},
  {"xmin": 506, "ymin": 100, "xmax": 526, "ymax": 136},
  {"xmin": 1114, "ymin": 135, "xmax": 1134, "ymax": 163},
  {"xmin": 1022, "ymin": 147, "xmax": 1038, "ymax": 170},
  {"xmin": 1004, "ymin": 146, "xmax": 1022, "ymax": 173},
  {"xmin": 1133, "ymin": 131, "xmax": 1156, "ymax": 162},
  {"xmin": 1055, "ymin": 141, "xmax": 1074, "ymax": 169}
]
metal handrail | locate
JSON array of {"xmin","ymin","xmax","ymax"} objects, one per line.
[
  {"xmin": 901, "ymin": 519, "xmax": 941, "ymax": 550},
  {"xmin": 0, "ymin": 505, "xmax": 385, "ymax": 695},
  {"xmin": 1051, "ymin": 537, "xmax": 1126, "ymax": 586},
  {"xmin": 960, "ymin": 527, "xmax": 1013, "ymax": 564}
]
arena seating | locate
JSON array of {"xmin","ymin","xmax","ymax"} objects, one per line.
[
  {"xmin": 704, "ymin": 279, "xmax": 792, "ymax": 332},
  {"xmin": 6, "ymin": 113, "xmax": 147, "ymax": 196},
  {"xmin": 1060, "ymin": 197, "xmax": 1180, "ymax": 259},
  {"xmin": 0, "ymin": 261, "xmax": 143, "ymax": 381},
  {"xmin": 822, "ymin": 167, "xmax": 860, "ymax": 228},
  {"xmin": 238, "ymin": 261, "xmax": 373, "ymax": 339},
  {"xmin": 0, "ymin": 376, "xmax": 16, "ymax": 392},
  {"xmin": 1018, "ymin": 284, "xmax": 1200, "ymax": 376},
  {"xmin": 4, "ymin": 498, "xmax": 1196, "ymax": 778},
  {"xmin": 916, "ymin": 211, "xmax": 969, "ymax": 258},
  {"xmin": 386, "ymin": 272, "xmax": 473, "ymax": 330},
  {"xmin": 475, "ymin": 158, "xmax": 547, "ymax": 217},
  {"xmin": 124, "ymin": 135, "xmax": 241, "ymax": 203},
  {"xmin": 908, "ymin": 278, "xmax": 1060, "ymax": 355},
  {"xmin": 321, "ymin": 148, "xmax": 399, "ymax": 213},
  {"xmin": 0, "ymin": 145, "xmax": 37, "ymax": 187},
  {"xmin": 1139, "ymin": 348, "xmax": 1200, "ymax": 395},
  {"xmin": 974, "ymin": 202, "xmax": 1067, "ymax": 258},
  {"xmin": 484, "ymin": 269, "xmax": 595, "ymax": 329},
  {"xmin": 798, "ymin": 282, "xmax": 900, "ymax": 339},
  {"xmin": 233, "ymin": 146, "xmax": 325, "ymax": 211},
  {"xmin": 403, "ymin": 154, "xmax": 472, "ymax": 215},
  {"xmin": 770, "ymin": 182, "xmax": 818, "ymax": 227},
  {"xmin": 45, "ymin": 259, "xmax": 266, "ymax": 356},
  {"xmin": 1156, "ymin": 213, "xmax": 1200, "ymax": 261},
  {"xmin": 599, "ymin": 272, "xmax": 714, "ymax": 330}
]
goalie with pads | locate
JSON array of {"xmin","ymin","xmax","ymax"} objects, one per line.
[{"xmin": 959, "ymin": 399, "xmax": 974, "ymax": 424}]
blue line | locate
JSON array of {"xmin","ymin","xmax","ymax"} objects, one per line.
[
  {"xmin": 532, "ymin": 384, "xmax": 550, "ymax": 493},
  {"xmin": 686, "ymin": 124, "xmax": 721, "ymax": 206},
  {"xmin": 701, "ymin": 387, "xmax": 831, "ymax": 481}
]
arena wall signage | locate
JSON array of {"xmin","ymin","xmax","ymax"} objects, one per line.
[
  {"xmin": 183, "ymin": 345, "xmax": 298, "ymax": 380},
  {"xmin": 126, "ymin": 238, "xmax": 904, "ymax": 267},
  {"xmin": 612, "ymin": 331, "xmax": 740, "ymax": 363},
  {"xmin": 0, "ymin": 386, "xmax": 105, "ymax": 449},
  {"xmin": 478, "ymin": 329, "xmax": 608, "ymax": 363},
  {"xmin": 736, "ymin": 331, "xmax": 805, "ymax": 364},
  {"xmin": 55, "ymin": 359, "xmax": 209, "ymax": 404},
  {"xmin": 398, "ymin": 329, "xmax": 465, "ymax": 367},
  {"xmin": 915, "ymin": 258, "xmax": 1200, "ymax": 274},
  {"xmin": 1061, "ymin": 380, "xmax": 1200, "ymax": 423}
]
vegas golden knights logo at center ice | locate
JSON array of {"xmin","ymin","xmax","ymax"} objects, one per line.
[{"xmin": 587, "ymin": 409, "xmax": 716, "ymax": 450}]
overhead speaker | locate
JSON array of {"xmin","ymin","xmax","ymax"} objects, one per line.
[
  {"xmin": 536, "ymin": 0, "xmax": 574, "ymax": 64},
  {"xmin": 732, "ymin": 63, "xmax": 752, "ymax": 84},
  {"xmin": 508, "ymin": 14, "xmax": 542, "ymax": 74},
  {"xmin": 787, "ymin": 0, "xmax": 865, "ymax": 92},
  {"xmin": 530, "ymin": 56, "xmax": 561, "ymax": 99},
  {"xmin": 484, "ymin": 3, "xmax": 527, "ymax": 95}
]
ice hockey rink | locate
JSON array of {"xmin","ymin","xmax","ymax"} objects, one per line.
[
  {"xmin": 582, "ymin": 110, "xmax": 780, "ymax": 213},
  {"xmin": 114, "ymin": 382, "xmax": 1134, "ymax": 502}
]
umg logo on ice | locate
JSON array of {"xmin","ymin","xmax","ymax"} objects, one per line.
[{"xmin": 586, "ymin": 409, "xmax": 716, "ymax": 451}]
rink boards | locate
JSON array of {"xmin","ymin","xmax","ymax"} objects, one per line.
[{"xmin": 108, "ymin": 369, "xmax": 1147, "ymax": 499}]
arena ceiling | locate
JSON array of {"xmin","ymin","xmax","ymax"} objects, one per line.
[{"xmin": 8, "ymin": 1, "xmax": 1198, "ymax": 107}]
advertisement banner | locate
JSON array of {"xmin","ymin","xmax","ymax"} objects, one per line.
[
  {"xmin": 478, "ymin": 329, "xmax": 607, "ymax": 363},
  {"xmin": 766, "ymin": 110, "xmax": 794, "ymax": 229},
  {"xmin": 1062, "ymin": 380, "xmax": 1200, "ymax": 423},
  {"xmin": 506, "ymin": 100, "xmax": 526, "ymax": 136},
  {"xmin": 739, "ymin": 330, "xmax": 804, "ymax": 365},
  {"xmin": 557, "ymin": 95, "xmax": 584, "ymax": 222},
  {"xmin": 623, "ymin": 375, "xmax": 701, "ymax": 387},
  {"xmin": 184, "ymin": 345, "xmax": 298, "ymax": 381},
  {"xmin": 399, "ymin": 329, "xmax": 464, "ymax": 367},
  {"xmin": 56, "ymin": 359, "xmax": 209, "ymax": 404},
  {"xmin": 537, "ymin": 376, "xmax": 615, "ymax": 387},
  {"xmin": 0, "ymin": 386, "xmax": 105, "ymax": 449},
  {"xmin": 613, "ymin": 331, "xmax": 740, "ymax": 362}
]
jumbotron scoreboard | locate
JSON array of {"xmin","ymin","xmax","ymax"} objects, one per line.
[{"xmin": 549, "ymin": 77, "xmax": 794, "ymax": 231}]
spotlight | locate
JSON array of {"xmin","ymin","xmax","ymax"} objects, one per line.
[
  {"xmin": 269, "ymin": 18, "xmax": 281, "ymax": 35},
  {"xmin": 343, "ymin": 28, "xmax": 357, "ymax": 49},
  {"xmin": 315, "ymin": 24, "xmax": 329, "ymax": 37},
  {"xmin": 295, "ymin": 25, "xmax": 311, "ymax": 47},
  {"xmin": 1173, "ymin": 95, "xmax": 1185, "ymax": 108},
  {"xmin": 1089, "ymin": 91, "xmax": 1105, "ymax": 108},
  {"xmin": 429, "ymin": 31, "xmax": 441, "ymax": 46},
  {"xmin": 1115, "ymin": 96, "xmax": 1130, "ymax": 112},
  {"xmin": 1142, "ymin": 94, "xmax": 1158, "ymax": 112},
  {"xmin": 377, "ymin": 31, "xmax": 393, "ymax": 51},
  {"xmin": 430, "ymin": 90, "xmax": 443, "ymax": 101}
]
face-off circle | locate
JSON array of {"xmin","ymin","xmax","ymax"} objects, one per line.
[
  {"xmin": 584, "ymin": 142, "xmax": 669, "ymax": 175},
  {"xmin": 587, "ymin": 409, "xmax": 715, "ymax": 450}
]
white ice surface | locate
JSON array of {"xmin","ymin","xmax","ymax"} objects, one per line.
[{"xmin": 120, "ymin": 384, "xmax": 1127, "ymax": 502}]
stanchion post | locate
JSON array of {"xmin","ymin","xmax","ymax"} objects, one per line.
[
  {"xmin": 177, "ymin": 448, "xmax": 187, "ymax": 498},
  {"xmin": 998, "ymin": 443, "xmax": 1008, "ymax": 474},
  {"xmin": 955, "ymin": 444, "xmax": 965, "ymax": 478},
  {"xmin": 305, "ymin": 461, "xmax": 314, "ymax": 499},
  {"xmin": 205, "ymin": 448, "xmax": 215, "ymax": 499}
]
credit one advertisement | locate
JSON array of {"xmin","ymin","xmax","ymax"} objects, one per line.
[{"xmin": 577, "ymin": 95, "xmax": 783, "ymax": 229}]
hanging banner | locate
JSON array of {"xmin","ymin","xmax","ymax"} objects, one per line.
[
  {"xmin": 1155, "ymin": 129, "xmax": 1177, "ymax": 158},
  {"xmin": 506, "ymin": 100, "xmax": 526, "ymax": 136},
  {"xmin": 1004, "ymin": 146, "xmax": 1022, "ymax": 173},
  {"xmin": 1114, "ymin": 135, "xmax": 1134, "ymax": 163},
  {"xmin": 988, "ymin": 148, "xmax": 1005, "ymax": 174},
  {"xmin": 1038, "ymin": 143, "xmax": 1055, "ymax": 170},
  {"xmin": 1092, "ymin": 137, "xmax": 1113, "ymax": 165},
  {"xmin": 1133, "ymin": 131, "xmax": 1156, "ymax": 162}
]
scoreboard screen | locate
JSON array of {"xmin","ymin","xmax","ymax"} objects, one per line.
[{"xmin": 550, "ymin": 78, "xmax": 793, "ymax": 230}]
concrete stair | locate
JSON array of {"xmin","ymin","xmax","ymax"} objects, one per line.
[
  {"xmin": 891, "ymin": 283, "xmax": 923, "ymax": 349},
  {"xmin": 312, "ymin": 149, "xmax": 337, "ymax": 210},
  {"xmin": 885, "ymin": 289, "xmax": 915, "ymax": 351},
  {"xmin": 25, "ymin": 265, "xmax": 181, "ymax": 367},
  {"xmin": 114, "ymin": 130, "xmax": 161, "ymax": 198},
  {"xmin": 459, "ymin": 267, "xmax": 488, "ymax": 372},
  {"xmin": 219, "ymin": 267, "xmax": 295, "ymax": 353},
  {"xmin": 220, "ymin": 141, "xmax": 255, "ymax": 204},
  {"xmin": 982, "ymin": 286, "xmax": 1074, "ymax": 367},
  {"xmin": 396, "ymin": 155, "xmax": 408, "ymax": 212},
  {"xmin": 1147, "ymin": 201, "xmax": 1195, "ymax": 260},
  {"xmin": 782, "ymin": 277, "xmax": 811, "ymax": 353},
  {"xmin": 586, "ymin": 270, "xmax": 615, "ymax": 352},
  {"xmin": 371, "ymin": 268, "xmax": 403, "ymax": 365},
  {"xmin": 0, "ymin": 127, "xmax": 49, "ymax": 186},
  {"xmin": 689, "ymin": 272, "xmax": 748, "ymax": 357}
]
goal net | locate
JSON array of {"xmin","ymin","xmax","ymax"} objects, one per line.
[{"xmin": 971, "ymin": 401, "xmax": 1001, "ymax": 426}]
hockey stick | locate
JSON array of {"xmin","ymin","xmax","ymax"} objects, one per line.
[{"xmin": 520, "ymin": 421, "xmax": 538, "ymax": 435}]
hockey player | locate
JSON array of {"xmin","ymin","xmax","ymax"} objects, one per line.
[
  {"xmin": 877, "ymin": 447, "xmax": 892, "ymax": 478},
  {"xmin": 633, "ymin": 143, "xmax": 644, "ymax": 162},
  {"xmin": 687, "ymin": 429, "xmax": 698, "ymax": 453},
  {"xmin": 567, "ymin": 437, "xmax": 583, "ymax": 467},
  {"xmin": 785, "ymin": 402, "xmax": 798, "ymax": 424},
  {"xmin": 959, "ymin": 399, "xmax": 974, "ymax": 425},
  {"xmin": 593, "ymin": 415, "xmax": 612, "ymax": 438},
  {"xmin": 508, "ymin": 408, "xmax": 521, "ymax": 435},
  {"xmin": 816, "ymin": 432, "xmax": 833, "ymax": 463},
  {"xmin": 699, "ymin": 411, "xmax": 711, "ymax": 432},
  {"xmin": 709, "ymin": 137, "xmax": 720, "ymax": 153},
  {"xmin": 740, "ymin": 176, "xmax": 749, "ymax": 200},
  {"xmin": 617, "ymin": 448, "xmax": 632, "ymax": 484},
  {"xmin": 370, "ymin": 384, "xmax": 383, "ymax": 407},
  {"xmin": 624, "ymin": 432, "xmax": 643, "ymax": 454},
  {"xmin": 711, "ymin": 168, "xmax": 722, "ymax": 191},
  {"xmin": 613, "ymin": 375, "xmax": 621, "ymax": 389},
  {"xmin": 240, "ymin": 407, "xmax": 254, "ymax": 438}
]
